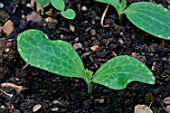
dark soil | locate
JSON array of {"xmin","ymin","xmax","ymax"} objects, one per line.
[{"xmin": 0, "ymin": 0, "xmax": 170, "ymax": 113}]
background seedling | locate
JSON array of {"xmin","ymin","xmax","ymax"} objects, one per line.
[
  {"xmin": 95, "ymin": 0, "xmax": 170, "ymax": 40},
  {"xmin": 36, "ymin": 0, "xmax": 76, "ymax": 19},
  {"xmin": 17, "ymin": 29, "xmax": 155, "ymax": 94},
  {"xmin": 50, "ymin": 0, "xmax": 76, "ymax": 20}
]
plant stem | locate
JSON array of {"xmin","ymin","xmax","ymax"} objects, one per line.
[
  {"xmin": 41, "ymin": 8, "xmax": 44, "ymax": 15},
  {"xmin": 87, "ymin": 81, "xmax": 92, "ymax": 94},
  {"xmin": 119, "ymin": 14, "xmax": 123, "ymax": 25},
  {"xmin": 84, "ymin": 69, "xmax": 93, "ymax": 94}
]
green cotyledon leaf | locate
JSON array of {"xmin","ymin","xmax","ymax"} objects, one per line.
[
  {"xmin": 124, "ymin": 2, "xmax": 170, "ymax": 40},
  {"xmin": 92, "ymin": 56, "xmax": 155, "ymax": 90},
  {"xmin": 61, "ymin": 9, "xmax": 76, "ymax": 20},
  {"xmin": 50, "ymin": 0, "xmax": 65, "ymax": 11},
  {"xmin": 17, "ymin": 29, "xmax": 86, "ymax": 79}
]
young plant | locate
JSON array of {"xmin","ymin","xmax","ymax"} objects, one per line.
[
  {"xmin": 95, "ymin": 0, "xmax": 170, "ymax": 40},
  {"xmin": 36, "ymin": 0, "xmax": 76, "ymax": 20},
  {"xmin": 17, "ymin": 29, "xmax": 155, "ymax": 94},
  {"xmin": 50, "ymin": 0, "xmax": 76, "ymax": 20}
]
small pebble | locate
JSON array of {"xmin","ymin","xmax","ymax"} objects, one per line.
[
  {"xmin": 60, "ymin": 34, "xmax": 64, "ymax": 39},
  {"xmin": 118, "ymin": 38, "xmax": 124, "ymax": 45},
  {"xmin": 85, "ymin": 27, "xmax": 91, "ymax": 32},
  {"xmin": 92, "ymin": 20, "xmax": 95, "ymax": 25},
  {"xmin": 163, "ymin": 97, "xmax": 170, "ymax": 104},
  {"xmin": 90, "ymin": 29, "xmax": 96, "ymax": 36},
  {"xmin": 6, "ymin": 42, "xmax": 12, "ymax": 47},
  {"xmin": 51, "ymin": 107, "xmax": 59, "ymax": 112},
  {"xmin": 69, "ymin": 24, "xmax": 75, "ymax": 32},
  {"xmin": 0, "ymin": 3, "xmax": 4, "ymax": 8},
  {"xmin": 95, "ymin": 98, "xmax": 105, "ymax": 104},
  {"xmin": 73, "ymin": 43, "xmax": 82, "ymax": 50},
  {"xmin": 26, "ymin": 11, "xmax": 43, "ymax": 24},
  {"xmin": 82, "ymin": 6, "xmax": 88, "ymax": 11},
  {"xmin": 33, "ymin": 104, "xmax": 42, "ymax": 112},
  {"xmin": 1, "ymin": 105, "xmax": 5, "ymax": 109},
  {"xmin": 53, "ymin": 100, "xmax": 59, "ymax": 104},
  {"xmin": 120, "ymin": 32, "xmax": 123, "ymax": 36},
  {"xmin": 45, "ymin": 17, "xmax": 58, "ymax": 29},
  {"xmin": 3, "ymin": 20, "xmax": 15, "ymax": 36},
  {"xmin": 74, "ymin": 37, "xmax": 79, "ymax": 42},
  {"xmin": 166, "ymin": 105, "xmax": 170, "ymax": 112},
  {"xmin": 26, "ymin": 3, "xmax": 31, "ymax": 7},
  {"xmin": 132, "ymin": 52, "xmax": 136, "ymax": 57},
  {"xmin": 5, "ymin": 48, "xmax": 10, "ymax": 53},
  {"xmin": 90, "ymin": 45, "xmax": 99, "ymax": 52},
  {"xmin": 151, "ymin": 65, "xmax": 155, "ymax": 71}
]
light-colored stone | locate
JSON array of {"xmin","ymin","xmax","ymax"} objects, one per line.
[
  {"xmin": 90, "ymin": 29, "xmax": 96, "ymax": 36},
  {"xmin": 90, "ymin": 45, "xmax": 99, "ymax": 52},
  {"xmin": 0, "ymin": 105, "xmax": 5, "ymax": 109},
  {"xmin": 51, "ymin": 107, "xmax": 59, "ymax": 111},
  {"xmin": 0, "ymin": 3, "xmax": 4, "ymax": 8},
  {"xmin": 134, "ymin": 104, "xmax": 153, "ymax": 113},
  {"xmin": 33, "ymin": 104, "xmax": 42, "ymax": 112},
  {"xmin": 45, "ymin": 17, "xmax": 58, "ymax": 29},
  {"xmin": 69, "ymin": 24, "xmax": 75, "ymax": 32},
  {"xmin": 82, "ymin": 6, "xmax": 88, "ymax": 11}
]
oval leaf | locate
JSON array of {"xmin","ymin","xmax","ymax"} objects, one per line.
[
  {"xmin": 92, "ymin": 56, "xmax": 155, "ymax": 89},
  {"xmin": 17, "ymin": 29, "xmax": 85, "ymax": 78},
  {"xmin": 124, "ymin": 2, "xmax": 170, "ymax": 40},
  {"xmin": 50, "ymin": 0, "xmax": 65, "ymax": 11},
  {"xmin": 61, "ymin": 9, "xmax": 76, "ymax": 20}
]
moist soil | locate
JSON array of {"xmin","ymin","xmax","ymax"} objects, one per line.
[{"xmin": 0, "ymin": 0, "xmax": 170, "ymax": 113}]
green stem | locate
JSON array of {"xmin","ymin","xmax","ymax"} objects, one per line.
[
  {"xmin": 119, "ymin": 14, "xmax": 123, "ymax": 25},
  {"xmin": 87, "ymin": 81, "xmax": 92, "ymax": 94},
  {"xmin": 41, "ymin": 8, "xmax": 44, "ymax": 15},
  {"xmin": 84, "ymin": 69, "xmax": 93, "ymax": 94}
]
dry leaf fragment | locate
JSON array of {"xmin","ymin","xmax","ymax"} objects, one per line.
[
  {"xmin": 134, "ymin": 104, "xmax": 153, "ymax": 113},
  {"xmin": 163, "ymin": 97, "xmax": 170, "ymax": 104},
  {"xmin": 90, "ymin": 45, "xmax": 99, "ymax": 52},
  {"xmin": 1, "ymin": 83, "xmax": 24, "ymax": 93}
]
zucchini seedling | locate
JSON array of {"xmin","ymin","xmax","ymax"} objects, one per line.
[
  {"xmin": 36, "ymin": 0, "xmax": 76, "ymax": 19},
  {"xmin": 95, "ymin": 0, "xmax": 170, "ymax": 40},
  {"xmin": 17, "ymin": 29, "xmax": 155, "ymax": 94}
]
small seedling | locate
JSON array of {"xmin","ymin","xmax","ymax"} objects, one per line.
[
  {"xmin": 95, "ymin": 0, "xmax": 170, "ymax": 40},
  {"xmin": 17, "ymin": 29, "xmax": 155, "ymax": 94},
  {"xmin": 36, "ymin": 0, "xmax": 76, "ymax": 19}
]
